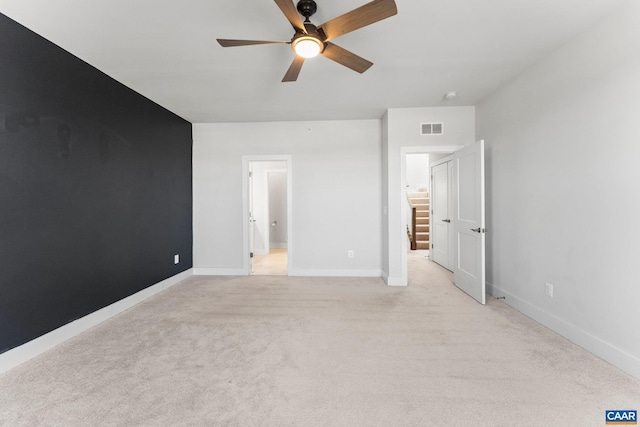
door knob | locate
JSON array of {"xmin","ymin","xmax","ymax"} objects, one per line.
[
  {"xmin": 471, "ymin": 228, "xmax": 487, "ymax": 233},
  {"xmin": 442, "ymin": 219, "xmax": 451, "ymax": 223}
]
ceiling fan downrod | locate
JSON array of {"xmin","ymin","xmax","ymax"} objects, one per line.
[{"xmin": 296, "ymin": 0, "xmax": 318, "ymax": 22}]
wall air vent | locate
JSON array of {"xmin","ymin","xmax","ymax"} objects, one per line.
[{"xmin": 421, "ymin": 123, "xmax": 443, "ymax": 135}]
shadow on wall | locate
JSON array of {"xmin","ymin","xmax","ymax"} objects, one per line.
[{"xmin": 2, "ymin": 107, "xmax": 129, "ymax": 162}]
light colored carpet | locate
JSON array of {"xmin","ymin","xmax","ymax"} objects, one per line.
[{"xmin": 0, "ymin": 250, "xmax": 638, "ymax": 426}]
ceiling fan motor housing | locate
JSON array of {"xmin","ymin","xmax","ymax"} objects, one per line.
[{"xmin": 297, "ymin": 0, "xmax": 318, "ymax": 18}]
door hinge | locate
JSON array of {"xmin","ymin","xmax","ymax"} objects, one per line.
[
  {"xmin": 249, "ymin": 171, "xmax": 253, "ymax": 178},
  {"xmin": 250, "ymin": 252, "xmax": 254, "ymax": 258}
]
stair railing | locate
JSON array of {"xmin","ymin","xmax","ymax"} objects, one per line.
[{"xmin": 406, "ymin": 193, "xmax": 417, "ymax": 250}]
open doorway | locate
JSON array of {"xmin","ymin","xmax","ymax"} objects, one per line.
[
  {"xmin": 254, "ymin": 165, "xmax": 287, "ymax": 275},
  {"xmin": 243, "ymin": 156, "xmax": 292, "ymax": 276},
  {"xmin": 405, "ymin": 153, "xmax": 431, "ymax": 253},
  {"xmin": 404, "ymin": 153, "xmax": 432, "ymax": 279},
  {"xmin": 401, "ymin": 148, "xmax": 458, "ymax": 285},
  {"xmin": 400, "ymin": 143, "xmax": 487, "ymax": 304}
]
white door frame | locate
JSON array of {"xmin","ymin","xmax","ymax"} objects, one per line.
[
  {"xmin": 242, "ymin": 155, "xmax": 293, "ymax": 276},
  {"xmin": 400, "ymin": 146, "xmax": 463, "ymax": 286}
]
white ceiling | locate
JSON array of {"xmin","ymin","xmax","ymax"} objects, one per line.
[{"xmin": 0, "ymin": 0, "xmax": 624, "ymax": 123}]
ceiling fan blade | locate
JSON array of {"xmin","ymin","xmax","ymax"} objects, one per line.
[
  {"xmin": 217, "ymin": 39, "xmax": 288, "ymax": 47},
  {"xmin": 321, "ymin": 42, "xmax": 373, "ymax": 74},
  {"xmin": 274, "ymin": 0, "xmax": 307, "ymax": 33},
  {"xmin": 282, "ymin": 55, "xmax": 305, "ymax": 82},
  {"xmin": 318, "ymin": 0, "xmax": 397, "ymax": 41}
]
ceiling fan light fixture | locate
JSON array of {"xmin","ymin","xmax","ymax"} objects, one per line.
[{"xmin": 292, "ymin": 36, "xmax": 323, "ymax": 58}]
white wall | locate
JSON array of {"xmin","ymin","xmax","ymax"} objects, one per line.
[
  {"xmin": 477, "ymin": 0, "xmax": 640, "ymax": 378},
  {"xmin": 381, "ymin": 113, "xmax": 390, "ymax": 279},
  {"xmin": 193, "ymin": 120, "xmax": 382, "ymax": 276},
  {"xmin": 383, "ymin": 107, "xmax": 475, "ymax": 285},
  {"xmin": 405, "ymin": 154, "xmax": 429, "ymax": 192},
  {"xmin": 268, "ymin": 171, "xmax": 287, "ymax": 247}
]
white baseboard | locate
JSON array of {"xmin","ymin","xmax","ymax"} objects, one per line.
[
  {"xmin": 270, "ymin": 243, "xmax": 288, "ymax": 249},
  {"xmin": 289, "ymin": 269, "xmax": 382, "ymax": 278},
  {"xmin": 382, "ymin": 272, "xmax": 407, "ymax": 287},
  {"xmin": 0, "ymin": 269, "xmax": 193, "ymax": 375},
  {"xmin": 253, "ymin": 249, "xmax": 268, "ymax": 255},
  {"xmin": 193, "ymin": 268, "xmax": 246, "ymax": 276},
  {"xmin": 487, "ymin": 282, "xmax": 640, "ymax": 380}
]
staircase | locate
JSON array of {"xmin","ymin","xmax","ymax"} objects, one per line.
[{"xmin": 407, "ymin": 191, "xmax": 430, "ymax": 250}]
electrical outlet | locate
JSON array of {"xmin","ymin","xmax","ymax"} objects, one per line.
[
  {"xmin": 348, "ymin": 250, "xmax": 354, "ymax": 258},
  {"xmin": 174, "ymin": 254, "xmax": 180, "ymax": 264},
  {"xmin": 545, "ymin": 282, "xmax": 554, "ymax": 298}
]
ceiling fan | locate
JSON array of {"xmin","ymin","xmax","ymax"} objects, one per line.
[{"xmin": 217, "ymin": 0, "xmax": 398, "ymax": 82}]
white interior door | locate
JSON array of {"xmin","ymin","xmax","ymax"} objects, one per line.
[
  {"xmin": 431, "ymin": 161, "xmax": 451, "ymax": 269},
  {"xmin": 453, "ymin": 140, "xmax": 486, "ymax": 304},
  {"xmin": 248, "ymin": 167, "xmax": 255, "ymax": 274}
]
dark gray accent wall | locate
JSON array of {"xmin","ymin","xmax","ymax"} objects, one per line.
[{"xmin": 0, "ymin": 13, "xmax": 193, "ymax": 353}]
